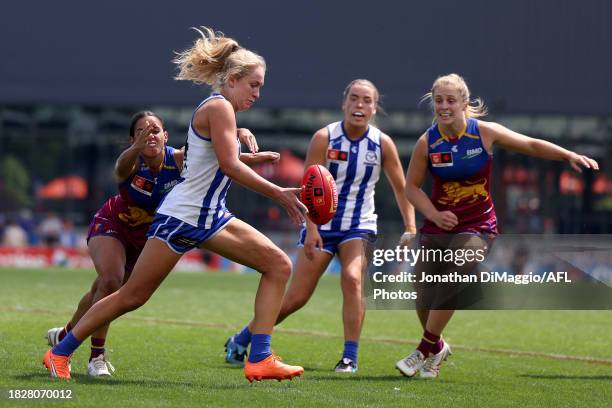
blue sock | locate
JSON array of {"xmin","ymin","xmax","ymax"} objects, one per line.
[
  {"xmin": 52, "ymin": 332, "xmax": 83, "ymax": 357},
  {"xmin": 342, "ymin": 340, "xmax": 359, "ymax": 363},
  {"xmin": 248, "ymin": 334, "xmax": 272, "ymax": 363},
  {"xmin": 234, "ymin": 325, "xmax": 252, "ymax": 347}
]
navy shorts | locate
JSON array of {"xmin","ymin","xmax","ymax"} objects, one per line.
[
  {"xmin": 298, "ymin": 228, "xmax": 376, "ymax": 256},
  {"xmin": 148, "ymin": 212, "xmax": 234, "ymax": 254}
]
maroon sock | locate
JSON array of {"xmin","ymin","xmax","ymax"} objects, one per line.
[
  {"xmin": 58, "ymin": 322, "xmax": 73, "ymax": 342},
  {"xmin": 90, "ymin": 337, "xmax": 106, "ymax": 361},
  {"xmin": 431, "ymin": 338, "xmax": 444, "ymax": 355},
  {"xmin": 416, "ymin": 330, "xmax": 440, "ymax": 357}
]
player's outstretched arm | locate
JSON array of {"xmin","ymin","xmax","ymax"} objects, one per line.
[
  {"xmin": 480, "ymin": 121, "xmax": 599, "ymax": 172},
  {"xmin": 239, "ymin": 151, "xmax": 280, "ymax": 166}
]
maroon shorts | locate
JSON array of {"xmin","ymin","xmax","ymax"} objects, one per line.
[{"xmin": 86, "ymin": 195, "xmax": 153, "ymax": 273}]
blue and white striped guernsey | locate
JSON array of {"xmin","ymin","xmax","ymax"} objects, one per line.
[
  {"xmin": 320, "ymin": 121, "xmax": 382, "ymax": 233},
  {"xmin": 156, "ymin": 94, "xmax": 239, "ymax": 228}
]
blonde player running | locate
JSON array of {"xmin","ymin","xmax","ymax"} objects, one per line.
[{"xmin": 396, "ymin": 73, "xmax": 599, "ymax": 379}]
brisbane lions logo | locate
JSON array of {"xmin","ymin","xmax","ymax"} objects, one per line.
[
  {"xmin": 437, "ymin": 179, "xmax": 488, "ymax": 206},
  {"xmin": 118, "ymin": 206, "xmax": 154, "ymax": 227}
]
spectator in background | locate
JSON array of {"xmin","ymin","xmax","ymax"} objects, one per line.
[
  {"xmin": 17, "ymin": 209, "xmax": 39, "ymax": 245},
  {"xmin": 2, "ymin": 218, "xmax": 28, "ymax": 247},
  {"xmin": 0, "ymin": 213, "xmax": 5, "ymax": 242},
  {"xmin": 38, "ymin": 212, "xmax": 62, "ymax": 247},
  {"xmin": 59, "ymin": 218, "xmax": 78, "ymax": 248}
]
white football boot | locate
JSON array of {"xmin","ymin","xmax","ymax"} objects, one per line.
[
  {"xmin": 395, "ymin": 350, "xmax": 426, "ymax": 377},
  {"xmin": 87, "ymin": 353, "xmax": 115, "ymax": 377},
  {"xmin": 420, "ymin": 341, "xmax": 452, "ymax": 379},
  {"xmin": 46, "ymin": 327, "xmax": 64, "ymax": 346},
  {"xmin": 334, "ymin": 358, "xmax": 358, "ymax": 373},
  {"xmin": 46, "ymin": 327, "xmax": 72, "ymax": 373}
]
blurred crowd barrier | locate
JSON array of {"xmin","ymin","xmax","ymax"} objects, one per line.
[{"xmin": 0, "ymin": 222, "xmax": 344, "ymax": 273}]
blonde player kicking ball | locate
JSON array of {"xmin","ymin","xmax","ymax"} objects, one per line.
[
  {"xmin": 396, "ymin": 73, "xmax": 599, "ymax": 379},
  {"xmin": 45, "ymin": 114, "xmax": 265, "ymax": 377},
  {"xmin": 226, "ymin": 79, "xmax": 416, "ymax": 373},
  {"xmin": 42, "ymin": 26, "xmax": 307, "ymax": 382}
]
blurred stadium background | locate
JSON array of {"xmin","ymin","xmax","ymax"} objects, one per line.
[
  {"xmin": 1, "ymin": 2, "xmax": 611, "ymax": 407},
  {"xmin": 0, "ymin": 0, "xmax": 610, "ymax": 270}
]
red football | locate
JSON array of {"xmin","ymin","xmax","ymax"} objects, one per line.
[{"xmin": 300, "ymin": 164, "xmax": 338, "ymax": 225}]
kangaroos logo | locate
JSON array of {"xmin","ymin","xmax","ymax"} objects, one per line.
[{"xmin": 364, "ymin": 151, "xmax": 378, "ymax": 166}]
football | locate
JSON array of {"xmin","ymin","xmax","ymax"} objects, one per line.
[{"xmin": 300, "ymin": 164, "xmax": 338, "ymax": 225}]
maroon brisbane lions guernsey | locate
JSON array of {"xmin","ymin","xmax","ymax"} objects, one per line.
[
  {"xmin": 87, "ymin": 146, "xmax": 182, "ymax": 272},
  {"xmin": 421, "ymin": 118, "xmax": 498, "ymax": 235}
]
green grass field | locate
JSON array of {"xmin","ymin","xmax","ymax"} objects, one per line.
[{"xmin": 1, "ymin": 267, "xmax": 610, "ymax": 407}]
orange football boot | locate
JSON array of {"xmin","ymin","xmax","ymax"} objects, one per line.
[
  {"xmin": 42, "ymin": 349, "xmax": 71, "ymax": 380},
  {"xmin": 244, "ymin": 354, "xmax": 304, "ymax": 382}
]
